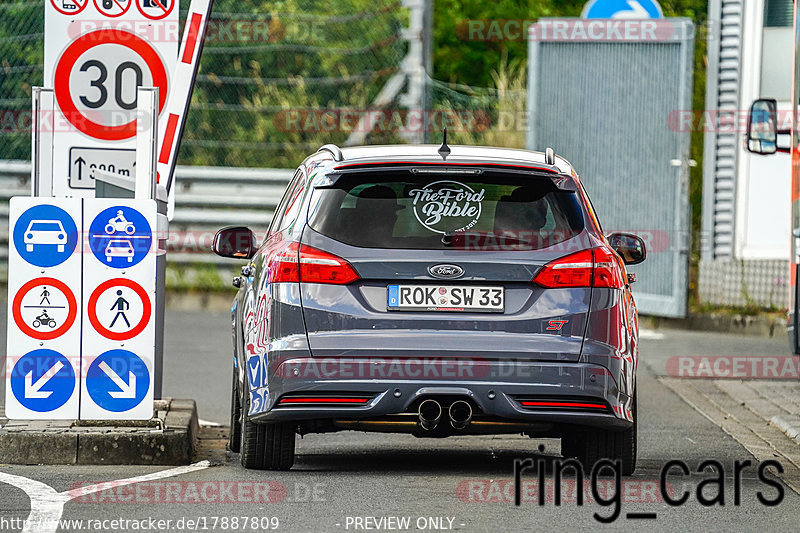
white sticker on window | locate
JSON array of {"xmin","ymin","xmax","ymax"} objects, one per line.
[{"xmin": 409, "ymin": 180, "xmax": 485, "ymax": 234}]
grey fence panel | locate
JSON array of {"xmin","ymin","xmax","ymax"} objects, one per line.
[
  {"xmin": 0, "ymin": 161, "xmax": 293, "ymax": 273},
  {"xmin": 527, "ymin": 19, "xmax": 695, "ymax": 318}
]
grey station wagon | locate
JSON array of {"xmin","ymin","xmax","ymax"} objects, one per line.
[{"xmin": 213, "ymin": 143, "xmax": 646, "ymax": 473}]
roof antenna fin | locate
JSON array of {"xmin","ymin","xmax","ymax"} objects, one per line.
[{"xmin": 438, "ymin": 128, "xmax": 451, "ymax": 160}]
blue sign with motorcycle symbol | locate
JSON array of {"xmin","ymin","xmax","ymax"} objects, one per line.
[{"xmin": 88, "ymin": 206, "xmax": 152, "ymax": 268}]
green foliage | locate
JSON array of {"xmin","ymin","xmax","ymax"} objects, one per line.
[
  {"xmin": 181, "ymin": 0, "xmax": 406, "ymax": 167},
  {"xmin": 0, "ymin": 0, "xmax": 44, "ymax": 160}
]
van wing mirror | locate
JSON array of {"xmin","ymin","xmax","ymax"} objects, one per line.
[
  {"xmin": 213, "ymin": 226, "xmax": 258, "ymax": 259},
  {"xmin": 746, "ymin": 99, "xmax": 790, "ymax": 154},
  {"xmin": 607, "ymin": 233, "xmax": 646, "ymax": 266}
]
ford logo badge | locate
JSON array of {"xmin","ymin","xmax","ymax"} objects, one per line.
[{"xmin": 428, "ymin": 264, "xmax": 464, "ymax": 279}]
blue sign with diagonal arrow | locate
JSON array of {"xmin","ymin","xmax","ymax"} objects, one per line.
[
  {"xmin": 85, "ymin": 349, "xmax": 150, "ymax": 412},
  {"xmin": 10, "ymin": 349, "xmax": 76, "ymax": 412},
  {"xmin": 582, "ymin": 0, "xmax": 663, "ymax": 19}
]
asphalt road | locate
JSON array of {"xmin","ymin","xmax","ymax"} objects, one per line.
[{"xmin": 1, "ymin": 307, "xmax": 799, "ymax": 532}]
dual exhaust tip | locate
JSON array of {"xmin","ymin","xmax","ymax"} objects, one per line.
[{"xmin": 418, "ymin": 399, "xmax": 473, "ymax": 431}]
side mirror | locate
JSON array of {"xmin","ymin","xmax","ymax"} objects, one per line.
[
  {"xmin": 212, "ymin": 226, "xmax": 258, "ymax": 259},
  {"xmin": 607, "ymin": 233, "xmax": 646, "ymax": 266},
  {"xmin": 746, "ymin": 99, "xmax": 778, "ymax": 155}
]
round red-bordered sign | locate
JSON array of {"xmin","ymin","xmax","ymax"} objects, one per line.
[
  {"xmin": 88, "ymin": 278, "xmax": 152, "ymax": 341},
  {"xmin": 135, "ymin": 0, "xmax": 175, "ymax": 21},
  {"xmin": 50, "ymin": 0, "xmax": 89, "ymax": 16},
  {"xmin": 93, "ymin": 0, "xmax": 132, "ymax": 18},
  {"xmin": 13, "ymin": 278, "xmax": 78, "ymax": 341},
  {"xmin": 54, "ymin": 29, "xmax": 168, "ymax": 141}
]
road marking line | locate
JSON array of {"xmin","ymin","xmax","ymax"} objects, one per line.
[
  {"xmin": 638, "ymin": 329, "xmax": 665, "ymax": 340},
  {"xmin": 0, "ymin": 460, "xmax": 211, "ymax": 533},
  {"xmin": 198, "ymin": 418, "xmax": 222, "ymax": 427}
]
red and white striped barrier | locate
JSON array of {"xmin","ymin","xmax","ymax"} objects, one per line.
[{"xmin": 157, "ymin": 0, "xmax": 215, "ymax": 219}]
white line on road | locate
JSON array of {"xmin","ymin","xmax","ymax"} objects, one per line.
[
  {"xmin": 0, "ymin": 460, "xmax": 211, "ymax": 533},
  {"xmin": 198, "ymin": 419, "xmax": 222, "ymax": 427},
  {"xmin": 638, "ymin": 329, "xmax": 665, "ymax": 340}
]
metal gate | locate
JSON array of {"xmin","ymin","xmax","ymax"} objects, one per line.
[{"xmin": 526, "ymin": 18, "xmax": 695, "ymax": 318}]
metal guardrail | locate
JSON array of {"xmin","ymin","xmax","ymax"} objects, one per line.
[{"xmin": 0, "ymin": 160, "xmax": 293, "ymax": 270}]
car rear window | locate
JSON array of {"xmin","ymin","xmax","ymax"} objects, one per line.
[{"xmin": 307, "ymin": 172, "xmax": 585, "ymax": 250}]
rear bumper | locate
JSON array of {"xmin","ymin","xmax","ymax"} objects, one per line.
[{"xmin": 251, "ymin": 358, "xmax": 633, "ymax": 430}]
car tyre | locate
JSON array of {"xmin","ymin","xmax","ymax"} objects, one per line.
[
  {"xmin": 239, "ymin": 389, "xmax": 296, "ymax": 471},
  {"xmin": 562, "ymin": 394, "xmax": 637, "ymax": 476},
  {"xmin": 228, "ymin": 366, "xmax": 242, "ymax": 453}
]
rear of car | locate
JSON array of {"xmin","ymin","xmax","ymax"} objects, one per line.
[{"xmin": 216, "ymin": 146, "xmax": 642, "ymax": 473}]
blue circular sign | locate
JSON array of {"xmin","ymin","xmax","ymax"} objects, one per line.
[
  {"xmin": 582, "ymin": 0, "xmax": 663, "ymax": 19},
  {"xmin": 10, "ymin": 349, "xmax": 76, "ymax": 412},
  {"xmin": 88, "ymin": 206, "xmax": 152, "ymax": 268},
  {"xmin": 13, "ymin": 205, "xmax": 78, "ymax": 267},
  {"xmin": 86, "ymin": 349, "xmax": 150, "ymax": 412}
]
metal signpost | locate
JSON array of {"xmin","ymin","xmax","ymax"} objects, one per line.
[
  {"xmin": 43, "ymin": 0, "xmax": 178, "ymax": 196},
  {"xmin": 4, "ymin": 0, "xmax": 216, "ymax": 421}
]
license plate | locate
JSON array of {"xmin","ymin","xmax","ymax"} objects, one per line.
[{"xmin": 387, "ymin": 285, "xmax": 504, "ymax": 313}]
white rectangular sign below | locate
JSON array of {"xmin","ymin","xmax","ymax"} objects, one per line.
[
  {"xmin": 80, "ymin": 198, "xmax": 157, "ymax": 420},
  {"xmin": 5, "ymin": 197, "xmax": 83, "ymax": 419},
  {"xmin": 4, "ymin": 197, "xmax": 157, "ymax": 420}
]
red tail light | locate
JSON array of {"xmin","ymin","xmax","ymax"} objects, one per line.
[
  {"xmin": 532, "ymin": 247, "xmax": 624, "ymax": 289},
  {"xmin": 268, "ymin": 242, "xmax": 360, "ymax": 285},
  {"xmin": 591, "ymin": 246, "xmax": 625, "ymax": 288}
]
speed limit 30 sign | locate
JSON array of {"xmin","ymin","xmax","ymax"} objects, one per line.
[
  {"xmin": 44, "ymin": 0, "xmax": 178, "ymax": 196},
  {"xmin": 54, "ymin": 29, "xmax": 169, "ymax": 141}
]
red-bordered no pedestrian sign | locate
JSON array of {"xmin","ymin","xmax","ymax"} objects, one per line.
[
  {"xmin": 136, "ymin": 0, "xmax": 175, "ymax": 21},
  {"xmin": 88, "ymin": 278, "xmax": 151, "ymax": 341},
  {"xmin": 87, "ymin": 278, "xmax": 151, "ymax": 341},
  {"xmin": 54, "ymin": 29, "xmax": 169, "ymax": 141},
  {"xmin": 50, "ymin": 0, "xmax": 89, "ymax": 16},
  {"xmin": 13, "ymin": 278, "xmax": 78, "ymax": 341}
]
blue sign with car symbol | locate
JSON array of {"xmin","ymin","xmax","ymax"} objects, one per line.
[
  {"xmin": 13, "ymin": 205, "xmax": 78, "ymax": 267},
  {"xmin": 88, "ymin": 206, "xmax": 152, "ymax": 268}
]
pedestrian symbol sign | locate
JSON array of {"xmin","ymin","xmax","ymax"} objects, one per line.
[
  {"xmin": 12, "ymin": 277, "xmax": 78, "ymax": 341},
  {"xmin": 12, "ymin": 204, "xmax": 78, "ymax": 267},
  {"xmin": 9, "ymin": 349, "xmax": 77, "ymax": 414},
  {"xmin": 85, "ymin": 350, "xmax": 151, "ymax": 413},
  {"xmin": 87, "ymin": 278, "xmax": 152, "ymax": 341},
  {"xmin": 88, "ymin": 205, "xmax": 153, "ymax": 268}
]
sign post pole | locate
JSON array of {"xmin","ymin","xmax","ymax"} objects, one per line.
[
  {"xmin": 31, "ymin": 87, "xmax": 55, "ymax": 198},
  {"xmin": 135, "ymin": 87, "xmax": 159, "ymax": 201}
]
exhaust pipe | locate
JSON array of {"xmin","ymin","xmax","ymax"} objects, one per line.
[
  {"xmin": 449, "ymin": 400, "xmax": 473, "ymax": 430},
  {"xmin": 418, "ymin": 399, "xmax": 442, "ymax": 430}
]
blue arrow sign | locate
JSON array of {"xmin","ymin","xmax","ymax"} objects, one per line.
[
  {"xmin": 10, "ymin": 349, "xmax": 76, "ymax": 412},
  {"xmin": 13, "ymin": 205, "xmax": 78, "ymax": 268},
  {"xmin": 582, "ymin": 0, "xmax": 663, "ymax": 19},
  {"xmin": 86, "ymin": 350, "xmax": 150, "ymax": 412},
  {"xmin": 88, "ymin": 206, "xmax": 152, "ymax": 268}
]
